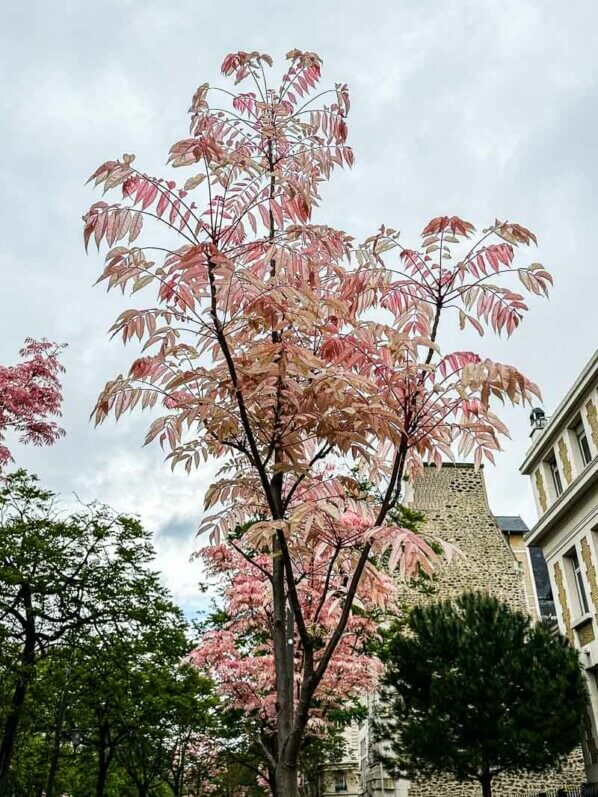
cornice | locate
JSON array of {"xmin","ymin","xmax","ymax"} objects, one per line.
[
  {"xmin": 525, "ymin": 457, "xmax": 598, "ymax": 546},
  {"xmin": 520, "ymin": 349, "xmax": 598, "ymax": 475}
]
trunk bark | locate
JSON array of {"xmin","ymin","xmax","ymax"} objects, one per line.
[
  {"xmin": 46, "ymin": 662, "xmax": 72, "ymax": 797},
  {"xmin": 272, "ymin": 550, "xmax": 298, "ymax": 796},
  {"xmin": 0, "ymin": 586, "xmax": 36, "ymax": 797},
  {"xmin": 271, "ymin": 468, "xmax": 299, "ymax": 797},
  {"xmin": 95, "ymin": 724, "xmax": 112, "ymax": 797},
  {"xmin": 274, "ymin": 760, "xmax": 299, "ymax": 797},
  {"xmin": 480, "ymin": 772, "xmax": 493, "ymax": 797},
  {"xmin": 266, "ymin": 134, "xmax": 299, "ymax": 797},
  {"xmin": 96, "ymin": 757, "xmax": 109, "ymax": 797},
  {"xmin": 46, "ymin": 728, "xmax": 62, "ymax": 797},
  {"xmin": 171, "ymin": 743, "xmax": 185, "ymax": 797},
  {"xmin": 268, "ymin": 765, "xmax": 277, "ymax": 797}
]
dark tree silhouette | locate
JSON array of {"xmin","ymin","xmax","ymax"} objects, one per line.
[{"xmin": 378, "ymin": 592, "xmax": 587, "ymax": 797}]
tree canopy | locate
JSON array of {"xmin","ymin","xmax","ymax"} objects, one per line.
[
  {"xmin": 377, "ymin": 592, "xmax": 587, "ymax": 797},
  {"xmin": 0, "ymin": 339, "xmax": 65, "ymax": 469},
  {"xmin": 0, "ymin": 471, "xmax": 218, "ymax": 797},
  {"xmin": 83, "ymin": 47, "xmax": 552, "ymax": 797}
]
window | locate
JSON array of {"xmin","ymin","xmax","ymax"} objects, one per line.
[
  {"xmin": 548, "ymin": 454, "xmax": 563, "ymax": 496},
  {"xmin": 575, "ymin": 419, "xmax": 592, "ymax": 467},
  {"xmin": 567, "ymin": 548, "xmax": 590, "ymax": 616},
  {"xmin": 334, "ymin": 772, "xmax": 347, "ymax": 793},
  {"xmin": 529, "ymin": 547, "xmax": 556, "ymax": 619}
]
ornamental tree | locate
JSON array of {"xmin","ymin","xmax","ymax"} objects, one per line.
[
  {"xmin": 377, "ymin": 592, "xmax": 586, "ymax": 797},
  {"xmin": 83, "ymin": 49, "xmax": 550, "ymax": 797},
  {"xmin": 0, "ymin": 339, "xmax": 65, "ymax": 468},
  {"xmin": 191, "ymin": 534, "xmax": 376, "ymax": 792}
]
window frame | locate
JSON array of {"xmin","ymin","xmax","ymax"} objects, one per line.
[
  {"xmin": 575, "ymin": 418, "xmax": 592, "ymax": 467},
  {"xmin": 548, "ymin": 453, "xmax": 563, "ymax": 497},
  {"xmin": 566, "ymin": 547, "xmax": 590, "ymax": 617}
]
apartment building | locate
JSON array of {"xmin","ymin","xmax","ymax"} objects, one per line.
[{"xmin": 521, "ymin": 349, "xmax": 598, "ymax": 783}]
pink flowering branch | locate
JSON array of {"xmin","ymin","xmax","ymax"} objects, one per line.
[{"xmin": 0, "ymin": 339, "xmax": 66, "ymax": 468}]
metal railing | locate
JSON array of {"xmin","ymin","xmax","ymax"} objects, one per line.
[{"xmin": 524, "ymin": 785, "xmax": 598, "ymax": 797}]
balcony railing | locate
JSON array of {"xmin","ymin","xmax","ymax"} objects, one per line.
[{"xmin": 525, "ymin": 785, "xmax": 598, "ymax": 797}]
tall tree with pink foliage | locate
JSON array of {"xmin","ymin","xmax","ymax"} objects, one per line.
[
  {"xmin": 0, "ymin": 339, "xmax": 65, "ymax": 469},
  {"xmin": 83, "ymin": 49, "xmax": 551, "ymax": 796}
]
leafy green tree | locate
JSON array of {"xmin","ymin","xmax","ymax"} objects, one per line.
[
  {"xmin": 0, "ymin": 470, "xmax": 218, "ymax": 797},
  {"xmin": 377, "ymin": 592, "xmax": 587, "ymax": 797},
  {"xmin": 113, "ymin": 662, "xmax": 217, "ymax": 796},
  {"xmin": 57, "ymin": 578, "xmax": 208, "ymax": 796},
  {"xmin": 68, "ymin": 628, "xmax": 179, "ymax": 793},
  {"xmin": 0, "ymin": 470, "xmax": 156, "ymax": 793}
]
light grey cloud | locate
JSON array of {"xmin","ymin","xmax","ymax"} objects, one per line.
[{"xmin": 1, "ymin": 0, "xmax": 596, "ymax": 602}]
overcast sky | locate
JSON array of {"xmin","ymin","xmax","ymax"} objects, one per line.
[{"xmin": 1, "ymin": 0, "xmax": 596, "ymax": 615}]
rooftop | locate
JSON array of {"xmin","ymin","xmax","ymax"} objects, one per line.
[{"xmin": 494, "ymin": 515, "xmax": 529, "ymax": 534}]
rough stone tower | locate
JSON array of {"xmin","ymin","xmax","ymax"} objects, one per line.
[{"xmin": 410, "ymin": 463, "xmax": 528, "ymax": 609}]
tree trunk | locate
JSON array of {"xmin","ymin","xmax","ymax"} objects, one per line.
[
  {"xmin": 96, "ymin": 724, "xmax": 112, "ymax": 797},
  {"xmin": 270, "ymin": 467, "xmax": 299, "ymax": 797},
  {"xmin": 46, "ymin": 727, "xmax": 62, "ymax": 797},
  {"xmin": 268, "ymin": 765, "xmax": 277, "ymax": 797},
  {"xmin": 272, "ymin": 556, "xmax": 299, "ymax": 796},
  {"xmin": 46, "ymin": 662, "xmax": 72, "ymax": 797},
  {"xmin": 171, "ymin": 745, "xmax": 184, "ymax": 797},
  {"xmin": 0, "ymin": 587, "xmax": 36, "ymax": 797},
  {"xmin": 274, "ymin": 760, "xmax": 299, "ymax": 797},
  {"xmin": 480, "ymin": 772, "xmax": 493, "ymax": 797},
  {"xmin": 0, "ymin": 676, "xmax": 29, "ymax": 797},
  {"xmin": 45, "ymin": 708, "xmax": 65, "ymax": 797},
  {"xmin": 96, "ymin": 757, "xmax": 109, "ymax": 797}
]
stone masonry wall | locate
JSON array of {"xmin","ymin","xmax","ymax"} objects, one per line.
[
  {"xmin": 409, "ymin": 464, "xmax": 527, "ymax": 610},
  {"xmin": 397, "ymin": 464, "xmax": 585, "ymax": 797}
]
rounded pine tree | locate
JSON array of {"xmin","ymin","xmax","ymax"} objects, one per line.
[{"xmin": 378, "ymin": 592, "xmax": 587, "ymax": 797}]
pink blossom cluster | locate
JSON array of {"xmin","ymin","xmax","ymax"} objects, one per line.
[
  {"xmin": 0, "ymin": 339, "xmax": 65, "ymax": 468},
  {"xmin": 190, "ymin": 503, "xmax": 394, "ymax": 731}
]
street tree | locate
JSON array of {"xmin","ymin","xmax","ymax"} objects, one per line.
[
  {"xmin": 377, "ymin": 592, "xmax": 587, "ymax": 797},
  {"xmin": 0, "ymin": 339, "xmax": 65, "ymax": 469},
  {"xmin": 84, "ymin": 49, "xmax": 551, "ymax": 796},
  {"xmin": 113, "ymin": 660, "xmax": 216, "ymax": 797},
  {"xmin": 54, "ymin": 575, "xmax": 191, "ymax": 797},
  {"xmin": 0, "ymin": 470, "xmax": 178, "ymax": 795}
]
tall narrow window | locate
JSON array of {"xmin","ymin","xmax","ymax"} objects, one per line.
[
  {"xmin": 334, "ymin": 772, "xmax": 347, "ymax": 793},
  {"xmin": 549, "ymin": 454, "xmax": 563, "ymax": 496},
  {"xmin": 567, "ymin": 548, "xmax": 590, "ymax": 616},
  {"xmin": 576, "ymin": 419, "xmax": 592, "ymax": 467},
  {"xmin": 529, "ymin": 547, "xmax": 556, "ymax": 619}
]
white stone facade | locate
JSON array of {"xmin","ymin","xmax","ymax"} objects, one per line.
[{"xmin": 522, "ymin": 349, "xmax": 598, "ymax": 783}]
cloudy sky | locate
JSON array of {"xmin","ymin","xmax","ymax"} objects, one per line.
[{"xmin": 1, "ymin": 0, "xmax": 596, "ymax": 615}]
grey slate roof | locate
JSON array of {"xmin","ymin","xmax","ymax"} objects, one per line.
[{"xmin": 494, "ymin": 515, "xmax": 530, "ymax": 534}]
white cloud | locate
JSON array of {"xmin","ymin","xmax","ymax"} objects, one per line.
[{"xmin": 1, "ymin": 0, "xmax": 597, "ymax": 605}]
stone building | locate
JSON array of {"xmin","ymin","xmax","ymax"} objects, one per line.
[
  {"xmin": 318, "ymin": 723, "xmax": 361, "ymax": 797},
  {"xmin": 325, "ymin": 462, "xmax": 585, "ymax": 796},
  {"xmin": 521, "ymin": 349, "xmax": 598, "ymax": 784}
]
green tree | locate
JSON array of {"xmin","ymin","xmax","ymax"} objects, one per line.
[
  {"xmin": 0, "ymin": 470, "xmax": 151, "ymax": 794},
  {"xmin": 67, "ymin": 624, "xmax": 178, "ymax": 793},
  {"xmin": 57, "ymin": 575, "xmax": 210, "ymax": 796},
  {"xmin": 113, "ymin": 662, "xmax": 217, "ymax": 796},
  {"xmin": 377, "ymin": 592, "xmax": 587, "ymax": 797},
  {"xmin": 0, "ymin": 470, "xmax": 217, "ymax": 797}
]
